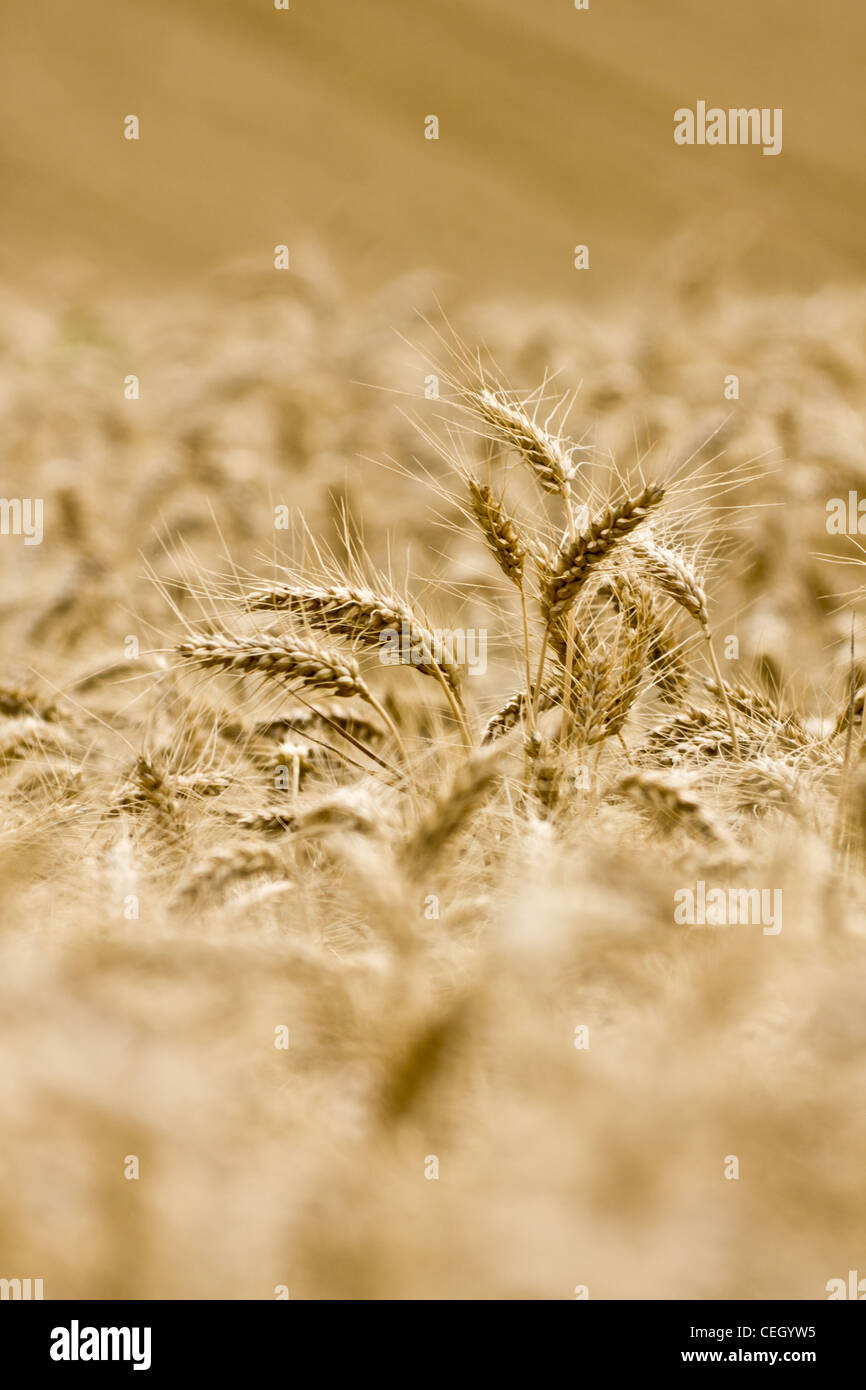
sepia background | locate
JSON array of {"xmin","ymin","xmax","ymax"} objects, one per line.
[
  {"xmin": 1, "ymin": 2, "xmax": 866, "ymax": 1302},
  {"xmin": 3, "ymin": 0, "xmax": 866, "ymax": 301}
]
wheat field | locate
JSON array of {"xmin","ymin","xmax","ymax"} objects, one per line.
[{"xmin": 1, "ymin": 258, "xmax": 866, "ymax": 1299}]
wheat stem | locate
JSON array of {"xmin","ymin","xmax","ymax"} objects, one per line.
[{"xmin": 703, "ymin": 628, "xmax": 741, "ymax": 759}]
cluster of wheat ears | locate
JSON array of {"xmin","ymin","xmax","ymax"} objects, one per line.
[{"xmin": 110, "ymin": 371, "xmax": 856, "ymax": 904}]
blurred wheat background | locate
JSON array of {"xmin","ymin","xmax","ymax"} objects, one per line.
[{"xmin": 1, "ymin": 1, "xmax": 865, "ymax": 1301}]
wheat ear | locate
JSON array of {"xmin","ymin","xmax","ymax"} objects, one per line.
[
  {"xmin": 241, "ymin": 582, "xmax": 470, "ymax": 745},
  {"xmin": 466, "ymin": 476, "xmax": 526, "ymax": 586},
  {"xmin": 401, "ymin": 749, "xmax": 502, "ymax": 871},
  {"xmin": 629, "ymin": 538, "xmax": 740, "ymax": 757},
  {"xmin": 482, "ymin": 682, "xmax": 560, "ymax": 745},
  {"xmin": 617, "ymin": 769, "xmax": 727, "ymax": 845},
  {"xmin": 176, "ymin": 844, "xmax": 289, "ymax": 906},
  {"xmin": 176, "ymin": 631, "xmax": 407, "ymax": 762},
  {"xmin": 465, "ymin": 472, "xmax": 540, "ymax": 733},
  {"xmin": 542, "ymin": 484, "xmax": 666, "ymax": 623},
  {"xmin": 472, "ymin": 388, "xmax": 577, "ymax": 497},
  {"xmin": 532, "ymin": 483, "xmax": 664, "ymax": 727}
]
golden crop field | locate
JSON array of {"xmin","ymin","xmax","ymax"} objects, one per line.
[{"xmin": 1, "ymin": 1, "xmax": 865, "ymax": 1304}]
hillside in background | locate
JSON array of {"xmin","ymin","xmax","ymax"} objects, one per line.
[{"xmin": 2, "ymin": 0, "xmax": 865, "ymax": 303}]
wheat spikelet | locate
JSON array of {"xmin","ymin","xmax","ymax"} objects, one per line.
[
  {"xmin": 735, "ymin": 757, "xmax": 803, "ymax": 816},
  {"xmin": 267, "ymin": 738, "xmax": 316, "ymax": 779},
  {"xmin": 257, "ymin": 705, "xmax": 385, "ymax": 746},
  {"xmin": 704, "ymin": 677, "xmax": 811, "ymax": 750},
  {"xmin": 598, "ymin": 573, "xmax": 689, "ymax": 703},
  {"xmin": 481, "ymin": 683, "xmax": 560, "ymax": 745},
  {"xmin": 547, "ymin": 613, "xmax": 591, "ymax": 669},
  {"xmin": 541, "ymin": 483, "xmax": 665, "ymax": 621},
  {"xmin": 172, "ymin": 772, "xmax": 232, "ymax": 798},
  {"xmin": 473, "ymin": 388, "xmax": 577, "ymax": 495},
  {"xmin": 627, "ymin": 539, "xmax": 742, "ymax": 757},
  {"xmin": 570, "ymin": 647, "xmax": 616, "ymax": 747},
  {"xmin": 524, "ymin": 732, "xmax": 564, "ymax": 816},
  {"xmin": 0, "ymin": 686, "xmax": 60, "ymax": 722},
  {"xmin": 227, "ymin": 795, "xmax": 377, "ymax": 839},
  {"xmin": 602, "ymin": 624, "xmax": 653, "ymax": 740},
  {"xmin": 115, "ymin": 755, "xmax": 186, "ymax": 847},
  {"xmin": 0, "ymin": 716, "xmax": 69, "ymax": 763},
  {"xmin": 635, "ymin": 706, "xmax": 747, "ymax": 765},
  {"xmin": 224, "ymin": 808, "xmax": 296, "ymax": 836},
  {"xmin": 647, "ymin": 631, "xmax": 690, "ymax": 704}
]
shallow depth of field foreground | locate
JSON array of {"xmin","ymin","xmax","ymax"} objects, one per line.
[{"xmin": 2, "ymin": 269, "xmax": 866, "ymax": 1300}]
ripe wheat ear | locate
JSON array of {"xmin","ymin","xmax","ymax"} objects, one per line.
[
  {"xmin": 240, "ymin": 581, "xmax": 471, "ymax": 745},
  {"xmin": 176, "ymin": 631, "xmax": 408, "ymax": 764}
]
